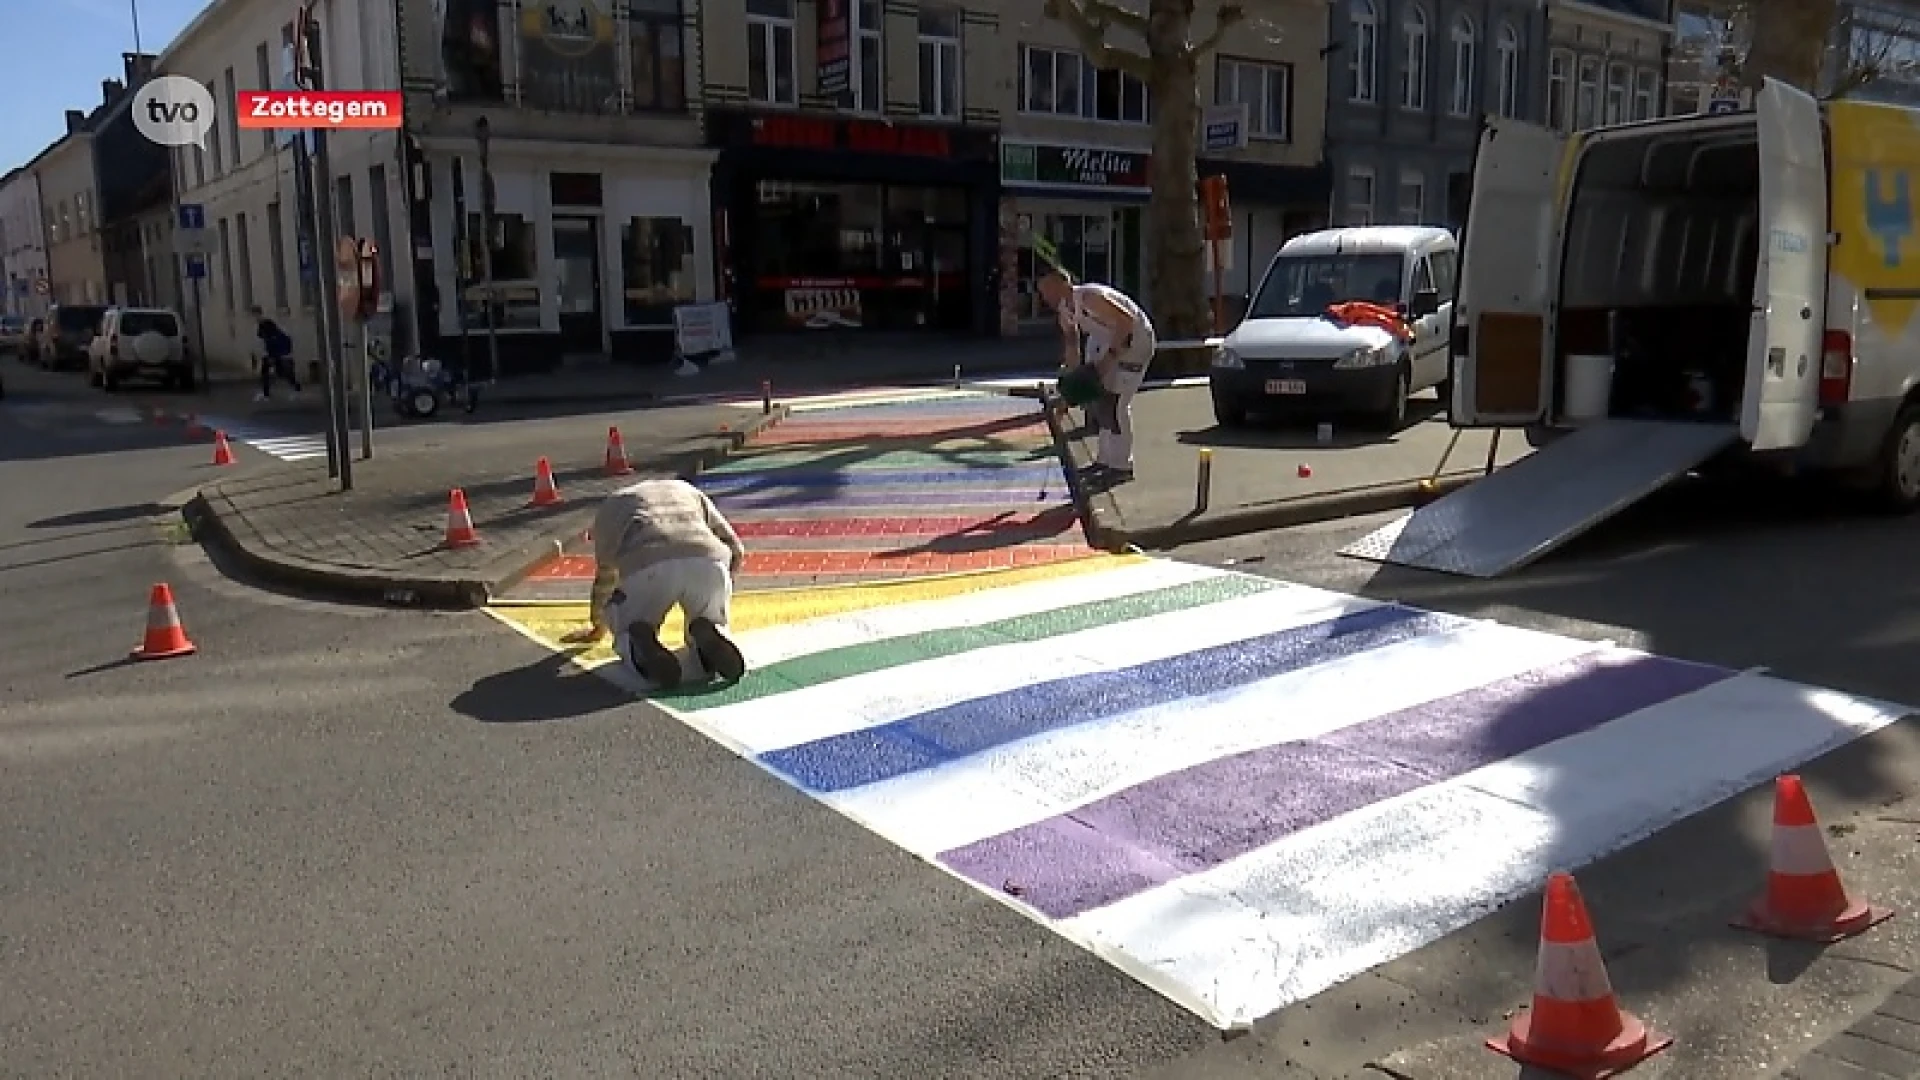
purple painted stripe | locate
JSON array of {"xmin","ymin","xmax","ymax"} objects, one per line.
[
  {"xmin": 708, "ymin": 489, "xmax": 1069, "ymax": 510},
  {"xmin": 937, "ymin": 650, "xmax": 1732, "ymax": 920}
]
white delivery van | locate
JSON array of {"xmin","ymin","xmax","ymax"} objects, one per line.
[
  {"xmin": 1212, "ymin": 227, "xmax": 1457, "ymax": 430},
  {"xmin": 1340, "ymin": 78, "xmax": 1920, "ymax": 579}
]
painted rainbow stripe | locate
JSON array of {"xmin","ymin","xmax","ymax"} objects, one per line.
[{"xmin": 551, "ymin": 557, "xmax": 1910, "ymax": 1029}]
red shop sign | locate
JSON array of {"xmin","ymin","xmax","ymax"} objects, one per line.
[{"xmin": 750, "ymin": 115, "xmax": 951, "ymax": 158}]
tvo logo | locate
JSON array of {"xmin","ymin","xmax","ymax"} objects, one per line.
[{"xmin": 132, "ymin": 76, "xmax": 217, "ymax": 150}]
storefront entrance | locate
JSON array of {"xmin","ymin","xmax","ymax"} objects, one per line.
[
  {"xmin": 1013, "ymin": 207, "xmax": 1143, "ymax": 323},
  {"xmin": 552, "ymin": 215, "xmax": 604, "ymax": 353}
]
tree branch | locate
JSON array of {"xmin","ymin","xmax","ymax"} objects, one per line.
[
  {"xmin": 1043, "ymin": 0, "xmax": 1154, "ymax": 80},
  {"xmin": 1189, "ymin": 2, "xmax": 1247, "ymax": 59},
  {"xmin": 1082, "ymin": 0, "xmax": 1148, "ymax": 36}
]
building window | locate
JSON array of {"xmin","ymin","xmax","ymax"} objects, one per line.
[
  {"xmin": 206, "ymin": 81, "xmax": 223, "ymax": 174},
  {"xmin": 440, "ymin": 0, "xmax": 506, "ymax": 102},
  {"xmin": 628, "ymin": 0, "xmax": 686, "ymax": 111},
  {"xmin": 747, "ymin": 0, "xmax": 797, "ymax": 106},
  {"xmin": 368, "ymin": 164, "xmax": 394, "ymax": 297},
  {"xmin": 1548, "ymin": 50, "xmax": 1572, "ymax": 131},
  {"xmin": 1495, "ymin": 24, "xmax": 1520, "ymax": 118},
  {"xmin": 1632, "ymin": 67, "xmax": 1657, "ymax": 121},
  {"xmin": 1576, "ymin": 56, "xmax": 1600, "ymax": 130},
  {"xmin": 918, "ymin": 5, "xmax": 962, "ymax": 119},
  {"xmin": 335, "ymin": 175, "xmax": 356, "ymax": 240},
  {"xmin": 1399, "ymin": 171, "xmax": 1426, "ymax": 223},
  {"xmin": 235, "ymin": 212, "xmax": 255, "ymax": 311},
  {"xmin": 256, "ymin": 42, "xmax": 274, "ymax": 151},
  {"xmin": 223, "ymin": 68, "xmax": 240, "ymax": 165},
  {"xmin": 852, "ymin": 0, "xmax": 882, "ymax": 113},
  {"xmin": 1018, "ymin": 45, "xmax": 1151, "ymax": 122},
  {"xmin": 460, "ymin": 211, "xmax": 541, "ymax": 329},
  {"xmin": 1400, "ymin": 5, "xmax": 1428, "ymax": 110},
  {"xmin": 1350, "ymin": 0, "xmax": 1378, "ymax": 103},
  {"xmin": 1449, "ymin": 15, "xmax": 1476, "ymax": 116},
  {"xmin": 266, "ymin": 198, "xmax": 289, "ymax": 311},
  {"xmin": 217, "ymin": 217, "xmax": 234, "ymax": 312},
  {"xmin": 1217, "ymin": 58, "xmax": 1292, "ymax": 140},
  {"xmin": 1605, "ymin": 62, "xmax": 1629, "ymax": 124},
  {"xmin": 1347, "ymin": 168, "xmax": 1376, "ymax": 225},
  {"xmin": 620, "ymin": 217, "xmax": 695, "ymax": 323}
]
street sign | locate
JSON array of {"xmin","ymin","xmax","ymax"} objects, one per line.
[
  {"xmin": 1707, "ymin": 97, "xmax": 1742, "ymax": 115},
  {"xmin": 1203, "ymin": 103, "xmax": 1250, "ymax": 152},
  {"xmin": 178, "ymin": 203, "xmax": 206, "ymax": 231},
  {"xmin": 184, "ymin": 254, "xmax": 208, "ymax": 280},
  {"xmin": 33, "ymin": 278, "xmax": 50, "ymax": 295}
]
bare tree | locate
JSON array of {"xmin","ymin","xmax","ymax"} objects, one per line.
[
  {"xmin": 1742, "ymin": 0, "xmax": 1840, "ymax": 92},
  {"xmin": 1695, "ymin": 0, "xmax": 1920, "ymax": 97},
  {"xmin": 1040, "ymin": 0, "xmax": 1253, "ymax": 352}
]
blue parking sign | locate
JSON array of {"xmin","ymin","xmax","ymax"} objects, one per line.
[
  {"xmin": 184, "ymin": 254, "xmax": 208, "ymax": 280},
  {"xmin": 178, "ymin": 203, "xmax": 206, "ymax": 231}
]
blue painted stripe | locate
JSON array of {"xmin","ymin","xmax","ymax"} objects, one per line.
[
  {"xmin": 757, "ymin": 605, "xmax": 1460, "ymax": 794},
  {"xmin": 696, "ymin": 466, "xmax": 1062, "ymax": 490}
]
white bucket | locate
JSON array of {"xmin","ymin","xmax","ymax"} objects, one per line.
[{"xmin": 1563, "ymin": 353, "xmax": 1614, "ymax": 423}]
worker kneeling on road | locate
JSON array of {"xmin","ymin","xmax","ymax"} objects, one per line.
[
  {"xmin": 560, "ymin": 477, "xmax": 748, "ymax": 689},
  {"xmin": 1038, "ymin": 270, "xmax": 1155, "ymax": 484}
]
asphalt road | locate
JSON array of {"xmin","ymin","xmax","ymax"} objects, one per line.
[{"xmin": 0, "ymin": 361, "xmax": 1216, "ymax": 1079}]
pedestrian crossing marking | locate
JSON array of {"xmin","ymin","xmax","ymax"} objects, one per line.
[
  {"xmin": 192, "ymin": 414, "xmax": 329, "ymax": 462},
  {"xmin": 487, "ymin": 557, "xmax": 1912, "ymax": 1028}
]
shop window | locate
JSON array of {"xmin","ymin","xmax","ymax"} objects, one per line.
[
  {"xmin": 1015, "ymin": 212, "xmax": 1113, "ymax": 322},
  {"xmin": 1217, "ymin": 57, "xmax": 1291, "ymax": 140},
  {"xmin": 628, "ymin": 0, "xmax": 686, "ymax": 111},
  {"xmin": 1576, "ymin": 56, "xmax": 1599, "ymax": 129},
  {"xmin": 1632, "ymin": 67, "xmax": 1657, "ymax": 121},
  {"xmin": 620, "ymin": 216, "xmax": 696, "ymax": 323},
  {"xmin": 1349, "ymin": 0, "xmax": 1377, "ymax": 104},
  {"xmin": 918, "ymin": 6, "xmax": 962, "ymax": 118},
  {"xmin": 461, "ymin": 211, "xmax": 542, "ymax": 330},
  {"xmin": 441, "ymin": 0, "xmax": 507, "ymax": 103},
  {"xmin": 1448, "ymin": 15, "xmax": 1476, "ymax": 117},
  {"xmin": 1547, "ymin": 50, "xmax": 1572, "ymax": 131},
  {"xmin": 1605, "ymin": 62, "xmax": 1629, "ymax": 124},
  {"xmin": 852, "ymin": 0, "xmax": 882, "ymax": 113},
  {"xmin": 748, "ymin": 0, "xmax": 797, "ymax": 106},
  {"xmin": 752, "ymin": 181, "xmax": 883, "ymax": 279},
  {"xmin": 1018, "ymin": 45, "xmax": 1150, "ymax": 122}
]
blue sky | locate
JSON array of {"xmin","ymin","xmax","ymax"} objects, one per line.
[{"xmin": 3, "ymin": 0, "xmax": 202, "ymax": 173}]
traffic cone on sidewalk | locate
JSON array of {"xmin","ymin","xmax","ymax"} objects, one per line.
[
  {"xmin": 604, "ymin": 426, "xmax": 633, "ymax": 476},
  {"xmin": 1733, "ymin": 774, "xmax": 1894, "ymax": 942},
  {"xmin": 1488, "ymin": 872, "xmax": 1671, "ymax": 1077},
  {"xmin": 212, "ymin": 431, "xmax": 236, "ymax": 466},
  {"xmin": 443, "ymin": 488, "xmax": 481, "ymax": 548},
  {"xmin": 131, "ymin": 583, "xmax": 197, "ymax": 660},
  {"xmin": 529, "ymin": 456, "xmax": 563, "ymax": 507}
]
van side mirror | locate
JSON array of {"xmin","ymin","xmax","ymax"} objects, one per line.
[{"xmin": 1409, "ymin": 288, "xmax": 1441, "ymax": 318}]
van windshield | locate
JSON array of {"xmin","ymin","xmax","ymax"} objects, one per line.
[{"xmin": 1248, "ymin": 253, "xmax": 1405, "ymax": 318}]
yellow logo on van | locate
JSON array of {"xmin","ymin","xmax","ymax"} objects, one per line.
[{"xmin": 1827, "ymin": 101, "xmax": 1920, "ymax": 330}]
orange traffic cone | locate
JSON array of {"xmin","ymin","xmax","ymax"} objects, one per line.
[
  {"xmin": 131, "ymin": 583, "xmax": 197, "ymax": 660},
  {"xmin": 443, "ymin": 488, "xmax": 480, "ymax": 548},
  {"xmin": 1488, "ymin": 872, "xmax": 1671, "ymax": 1078},
  {"xmin": 604, "ymin": 426, "xmax": 632, "ymax": 476},
  {"xmin": 184, "ymin": 414, "xmax": 206, "ymax": 437},
  {"xmin": 1733, "ymin": 774, "xmax": 1894, "ymax": 942},
  {"xmin": 529, "ymin": 456, "xmax": 563, "ymax": 507},
  {"xmin": 212, "ymin": 431, "xmax": 236, "ymax": 466}
]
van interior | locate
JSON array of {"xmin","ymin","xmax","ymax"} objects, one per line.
[{"xmin": 1554, "ymin": 119, "xmax": 1762, "ymax": 425}]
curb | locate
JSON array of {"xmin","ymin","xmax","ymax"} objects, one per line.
[
  {"xmin": 1098, "ymin": 473, "xmax": 1479, "ymax": 551},
  {"xmin": 184, "ymin": 404, "xmax": 791, "ymax": 609}
]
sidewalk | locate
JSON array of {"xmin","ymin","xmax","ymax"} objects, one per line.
[
  {"xmin": 186, "ymin": 403, "xmax": 784, "ymax": 607},
  {"xmin": 1056, "ymin": 385, "xmax": 1532, "ymax": 550}
]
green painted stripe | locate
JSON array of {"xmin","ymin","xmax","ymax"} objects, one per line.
[
  {"xmin": 659, "ymin": 573, "xmax": 1280, "ymax": 711},
  {"xmin": 706, "ymin": 447, "xmax": 1055, "ymax": 473}
]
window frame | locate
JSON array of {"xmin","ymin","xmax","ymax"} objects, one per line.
[
  {"xmin": 851, "ymin": 0, "xmax": 882, "ymax": 114},
  {"xmin": 746, "ymin": 0, "xmax": 798, "ymax": 107},
  {"xmin": 627, "ymin": 0, "xmax": 687, "ymax": 112},
  {"xmin": 1547, "ymin": 49, "xmax": 1572, "ymax": 131},
  {"xmin": 1400, "ymin": 5, "xmax": 1428, "ymax": 111},
  {"xmin": 1605, "ymin": 61, "xmax": 1630, "ymax": 125},
  {"xmin": 1350, "ymin": 0, "xmax": 1378, "ymax": 104},
  {"xmin": 1448, "ymin": 14, "xmax": 1477, "ymax": 117},
  {"xmin": 1399, "ymin": 169, "xmax": 1426, "ymax": 223},
  {"xmin": 917, "ymin": 5, "xmax": 963, "ymax": 119},
  {"xmin": 1632, "ymin": 67, "xmax": 1658, "ymax": 121},
  {"xmin": 1495, "ymin": 24, "xmax": 1520, "ymax": 118},
  {"xmin": 1347, "ymin": 167, "xmax": 1376, "ymax": 226},
  {"xmin": 1575, "ymin": 55, "xmax": 1600, "ymax": 130},
  {"xmin": 1216, "ymin": 56, "xmax": 1293, "ymax": 141},
  {"xmin": 1018, "ymin": 44, "xmax": 1150, "ymax": 123}
]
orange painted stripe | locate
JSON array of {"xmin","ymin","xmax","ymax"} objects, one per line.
[
  {"xmin": 732, "ymin": 512, "xmax": 1074, "ymax": 539},
  {"xmin": 740, "ymin": 545, "xmax": 1094, "ymax": 578}
]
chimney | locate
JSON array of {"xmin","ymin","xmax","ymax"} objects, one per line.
[
  {"xmin": 103, "ymin": 79, "xmax": 124, "ymax": 106},
  {"xmin": 64, "ymin": 109, "xmax": 86, "ymax": 134},
  {"xmin": 124, "ymin": 52, "xmax": 154, "ymax": 85}
]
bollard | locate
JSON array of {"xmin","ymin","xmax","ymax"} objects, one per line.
[
  {"xmin": 761, "ymin": 380, "xmax": 772, "ymax": 416},
  {"xmin": 1195, "ymin": 448, "xmax": 1214, "ymax": 513},
  {"xmin": 953, "ymin": 364, "xmax": 962, "ymax": 389}
]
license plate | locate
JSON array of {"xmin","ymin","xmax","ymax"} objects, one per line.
[{"xmin": 1265, "ymin": 379, "xmax": 1307, "ymax": 395}]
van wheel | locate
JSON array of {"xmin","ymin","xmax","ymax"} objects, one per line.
[
  {"xmin": 1873, "ymin": 406, "xmax": 1920, "ymax": 513},
  {"xmin": 1212, "ymin": 398, "xmax": 1247, "ymax": 427},
  {"xmin": 1370, "ymin": 363, "xmax": 1411, "ymax": 431},
  {"xmin": 1435, "ymin": 378, "xmax": 1452, "ymax": 414}
]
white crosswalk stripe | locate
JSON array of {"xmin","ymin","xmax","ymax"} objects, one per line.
[
  {"xmin": 92, "ymin": 406, "xmax": 145, "ymax": 425},
  {"xmin": 193, "ymin": 415, "xmax": 330, "ymax": 462}
]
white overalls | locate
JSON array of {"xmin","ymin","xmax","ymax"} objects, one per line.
[{"xmin": 1069, "ymin": 283, "xmax": 1156, "ymax": 471}]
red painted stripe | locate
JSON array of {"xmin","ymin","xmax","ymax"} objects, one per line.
[
  {"xmin": 732, "ymin": 513, "xmax": 1073, "ymax": 539},
  {"xmin": 741, "ymin": 545, "xmax": 1094, "ymax": 578},
  {"xmin": 525, "ymin": 555, "xmax": 598, "ymax": 580}
]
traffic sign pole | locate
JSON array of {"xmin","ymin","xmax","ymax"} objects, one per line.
[{"xmin": 298, "ymin": 3, "xmax": 353, "ymax": 491}]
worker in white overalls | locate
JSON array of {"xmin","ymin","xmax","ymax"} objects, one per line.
[{"xmin": 1039, "ymin": 270, "xmax": 1155, "ymax": 483}]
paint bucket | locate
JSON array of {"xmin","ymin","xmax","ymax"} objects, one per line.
[{"xmin": 1563, "ymin": 354, "xmax": 1614, "ymax": 424}]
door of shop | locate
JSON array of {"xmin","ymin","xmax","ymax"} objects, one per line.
[
  {"xmin": 924, "ymin": 224, "xmax": 969, "ymax": 330},
  {"xmin": 553, "ymin": 216, "xmax": 604, "ymax": 353}
]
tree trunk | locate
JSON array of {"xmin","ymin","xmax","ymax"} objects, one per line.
[
  {"xmin": 1145, "ymin": 0, "xmax": 1209, "ymax": 371},
  {"xmin": 1743, "ymin": 0, "xmax": 1839, "ymax": 92}
]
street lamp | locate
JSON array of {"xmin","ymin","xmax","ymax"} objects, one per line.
[{"xmin": 474, "ymin": 115, "xmax": 500, "ymax": 384}]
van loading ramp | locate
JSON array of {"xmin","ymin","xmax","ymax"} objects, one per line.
[{"xmin": 1338, "ymin": 418, "xmax": 1741, "ymax": 578}]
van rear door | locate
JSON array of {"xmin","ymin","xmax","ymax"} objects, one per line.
[
  {"xmin": 1743, "ymin": 78, "xmax": 1828, "ymax": 451},
  {"xmin": 1450, "ymin": 119, "xmax": 1570, "ymax": 428}
]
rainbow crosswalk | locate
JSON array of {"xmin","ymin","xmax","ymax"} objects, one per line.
[{"xmin": 488, "ymin": 554, "xmax": 1910, "ymax": 1029}]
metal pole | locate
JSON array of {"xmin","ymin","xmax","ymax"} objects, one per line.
[
  {"xmin": 129, "ymin": 0, "xmax": 143, "ymax": 53},
  {"xmin": 476, "ymin": 118, "xmax": 500, "ymax": 386},
  {"xmin": 301, "ymin": 6, "xmax": 352, "ymax": 490},
  {"xmin": 359, "ymin": 325, "xmax": 373, "ymax": 459},
  {"xmin": 190, "ymin": 276, "xmax": 207, "ymax": 388}
]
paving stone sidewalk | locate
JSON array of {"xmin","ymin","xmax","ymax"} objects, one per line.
[
  {"xmin": 1784, "ymin": 978, "xmax": 1920, "ymax": 1080},
  {"xmin": 188, "ymin": 403, "xmax": 783, "ymax": 607}
]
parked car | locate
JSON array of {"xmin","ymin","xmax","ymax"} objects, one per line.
[
  {"xmin": 39, "ymin": 304, "xmax": 107, "ymax": 370},
  {"xmin": 89, "ymin": 307, "xmax": 195, "ymax": 390},
  {"xmin": 0, "ymin": 315, "xmax": 25, "ymax": 355},
  {"xmin": 1211, "ymin": 226, "xmax": 1457, "ymax": 430},
  {"xmin": 22, "ymin": 318, "xmax": 45, "ymax": 364}
]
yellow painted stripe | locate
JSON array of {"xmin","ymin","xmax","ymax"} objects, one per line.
[{"xmin": 487, "ymin": 553, "xmax": 1143, "ymax": 668}]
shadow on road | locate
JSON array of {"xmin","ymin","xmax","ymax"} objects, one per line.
[
  {"xmin": 451, "ymin": 649, "xmax": 636, "ymax": 724},
  {"xmin": 27, "ymin": 502, "xmax": 168, "ymax": 529}
]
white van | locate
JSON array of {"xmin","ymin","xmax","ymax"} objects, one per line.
[
  {"xmin": 1340, "ymin": 79, "xmax": 1920, "ymax": 579},
  {"xmin": 1212, "ymin": 226, "xmax": 1457, "ymax": 429}
]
